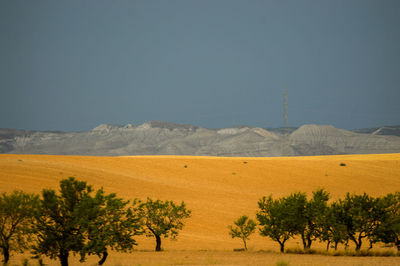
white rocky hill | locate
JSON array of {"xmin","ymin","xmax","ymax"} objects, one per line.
[{"xmin": 1, "ymin": 122, "xmax": 400, "ymax": 156}]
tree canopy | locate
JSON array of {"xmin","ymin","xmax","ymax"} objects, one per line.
[
  {"xmin": 134, "ymin": 198, "xmax": 191, "ymax": 251},
  {"xmin": 257, "ymin": 192, "xmax": 307, "ymax": 252},
  {"xmin": 78, "ymin": 189, "xmax": 143, "ymax": 265},
  {"xmin": 32, "ymin": 177, "xmax": 142, "ymax": 266},
  {"xmin": 0, "ymin": 191, "xmax": 39, "ymax": 264},
  {"xmin": 228, "ymin": 215, "xmax": 256, "ymax": 250},
  {"xmin": 373, "ymin": 192, "xmax": 400, "ymax": 252},
  {"xmin": 337, "ymin": 193, "xmax": 379, "ymax": 251},
  {"xmin": 32, "ymin": 177, "xmax": 93, "ymax": 266},
  {"xmin": 300, "ymin": 188, "xmax": 330, "ymax": 249}
]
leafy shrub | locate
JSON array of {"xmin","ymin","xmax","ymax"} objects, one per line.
[{"xmin": 276, "ymin": 260, "xmax": 290, "ymax": 266}]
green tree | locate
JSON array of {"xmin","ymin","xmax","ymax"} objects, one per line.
[
  {"xmin": 134, "ymin": 198, "xmax": 191, "ymax": 251},
  {"xmin": 78, "ymin": 189, "xmax": 143, "ymax": 265},
  {"xmin": 373, "ymin": 192, "xmax": 400, "ymax": 252},
  {"xmin": 228, "ymin": 215, "xmax": 257, "ymax": 250},
  {"xmin": 0, "ymin": 191, "xmax": 39, "ymax": 264},
  {"xmin": 300, "ymin": 188, "xmax": 330, "ymax": 249},
  {"xmin": 320, "ymin": 202, "xmax": 348, "ymax": 251},
  {"xmin": 257, "ymin": 193, "xmax": 307, "ymax": 253},
  {"xmin": 338, "ymin": 193, "xmax": 378, "ymax": 251},
  {"xmin": 32, "ymin": 177, "xmax": 94, "ymax": 266}
]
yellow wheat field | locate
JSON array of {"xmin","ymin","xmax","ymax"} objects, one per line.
[{"xmin": 1, "ymin": 153, "xmax": 400, "ymax": 265}]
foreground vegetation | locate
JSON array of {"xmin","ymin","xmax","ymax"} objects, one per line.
[
  {"xmin": 1, "ymin": 177, "xmax": 399, "ymax": 265},
  {"xmin": 254, "ymin": 189, "xmax": 400, "ymax": 253},
  {"xmin": 0, "ymin": 178, "xmax": 190, "ymax": 266},
  {"xmin": 7, "ymin": 250, "xmax": 400, "ymax": 266}
]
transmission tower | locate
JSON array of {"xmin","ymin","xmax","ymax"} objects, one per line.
[{"xmin": 283, "ymin": 85, "xmax": 288, "ymax": 127}]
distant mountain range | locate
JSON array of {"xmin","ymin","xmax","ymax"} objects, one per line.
[{"xmin": 1, "ymin": 122, "xmax": 400, "ymax": 156}]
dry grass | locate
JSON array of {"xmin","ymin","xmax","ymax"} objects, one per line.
[
  {"xmin": 7, "ymin": 250, "xmax": 400, "ymax": 266},
  {"xmin": 1, "ymin": 153, "xmax": 400, "ymax": 265}
]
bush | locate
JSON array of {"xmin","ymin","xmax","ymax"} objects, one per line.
[
  {"xmin": 285, "ymin": 247, "xmax": 319, "ymax": 255},
  {"xmin": 276, "ymin": 260, "xmax": 290, "ymax": 266},
  {"xmin": 285, "ymin": 247, "xmax": 304, "ymax": 254},
  {"xmin": 325, "ymin": 249, "xmax": 397, "ymax": 257}
]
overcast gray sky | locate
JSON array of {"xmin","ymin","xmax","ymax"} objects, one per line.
[{"xmin": 1, "ymin": 0, "xmax": 399, "ymax": 131}]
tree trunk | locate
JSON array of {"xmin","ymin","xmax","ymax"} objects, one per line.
[
  {"xmin": 98, "ymin": 250, "xmax": 108, "ymax": 265},
  {"xmin": 2, "ymin": 246, "xmax": 10, "ymax": 264},
  {"xmin": 280, "ymin": 242, "xmax": 285, "ymax": 253},
  {"xmin": 277, "ymin": 240, "xmax": 286, "ymax": 253},
  {"xmin": 355, "ymin": 235, "xmax": 363, "ymax": 251},
  {"xmin": 368, "ymin": 240, "xmax": 373, "ymax": 250},
  {"xmin": 334, "ymin": 241, "xmax": 339, "ymax": 251},
  {"xmin": 306, "ymin": 238, "xmax": 312, "ymax": 249},
  {"xmin": 155, "ymin": 235, "xmax": 162, "ymax": 252},
  {"xmin": 301, "ymin": 233, "xmax": 307, "ymax": 249},
  {"xmin": 350, "ymin": 234, "xmax": 362, "ymax": 251},
  {"xmin": 326, "ymin": 240, "xmax": 330, "ymax": 251},
  {"xmin": 58, "ymin": 250, "xmax": 69, "ymax": 266},
  {"xmin": 355, "ymin": 242, "xmax": 362, "ymax": 251},
  {"xmin": 242, "ymin": 238, "xmax": 247, "ymax": 251},
  {"xmin": 301, "ymin": 233, "xmax": 312, "ymax": 250}
]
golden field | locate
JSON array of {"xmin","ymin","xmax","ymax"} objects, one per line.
[{"xmin": 1, "ymin": 153, "xmax": 400, "ymax": 265}]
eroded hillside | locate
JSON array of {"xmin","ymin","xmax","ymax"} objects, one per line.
[{"xmin": 1, "ymin": 122, "xmax": 400, "ymax": 156}]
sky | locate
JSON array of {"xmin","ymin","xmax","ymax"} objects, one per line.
[{"xmin": 1, "ymin": 0, "xmax": 399, "ymax": 132}]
